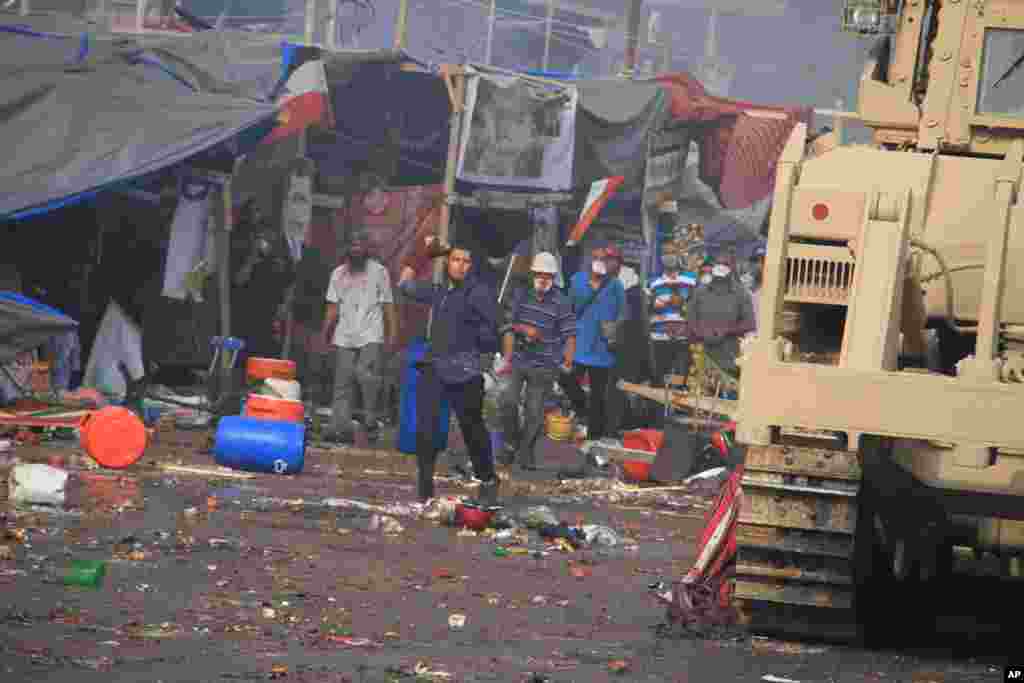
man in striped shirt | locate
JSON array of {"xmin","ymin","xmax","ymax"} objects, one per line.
[{"xmin": 496, "ymin": 252, "xmax": 576, "ymax": 470}]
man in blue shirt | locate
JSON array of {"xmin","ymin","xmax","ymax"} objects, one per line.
[
  {"xmin": 557, "ymin": 245, "xmax": 625, "ymax": 442},
  {"xmin": 496, "ymin": 252, "xmax": 576, "ymax": 470},
  {"xmin": 398, "ymin": 238, "xmax": 501, "ymax": 505}
]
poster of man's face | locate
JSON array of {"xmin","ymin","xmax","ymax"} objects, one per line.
[{"xmin": 462, "ymin": 78, "xmax": 564, "ymax": 180}]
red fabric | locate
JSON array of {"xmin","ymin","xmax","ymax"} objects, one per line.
[
  {"xmin": 653, "ymin": 73, "xmax": 812, "ymax": 210},
  {"xmin": 262, "ymin": 91, "xmax": 328, "ymax": 145}
]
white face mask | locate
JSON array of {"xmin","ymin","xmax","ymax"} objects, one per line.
[
  {"xmin": 712, "ymin": 265, "xmax": 731, "ymax": 279},
  {"xmin": 591, "ymin": 260, "xmax": 607, "ymax": 275},
  {"xmin": 534, "ymin": 277, "xmax": 553, "ymax": 293},
  {"xmin": 700, "ymin": 274, "xmax": 713, "ymax": 285}
]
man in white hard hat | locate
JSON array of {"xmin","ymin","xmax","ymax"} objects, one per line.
[{"xmin": 496, "ymin": 252, "xmax": 576, "ymax": 471}]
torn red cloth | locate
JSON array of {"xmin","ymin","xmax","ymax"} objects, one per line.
[
  {"xmin": 658, "ymin": 463, "xmax": 744, "ymax": 627},
  {"xmin": 654, "ymin": 73, "xmax": 812, "ymax": 210}
]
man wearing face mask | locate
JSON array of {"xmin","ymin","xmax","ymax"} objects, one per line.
[
  {"xmin": 321, "ymin": 232, "xmax": 397, "ymax": 444},
  {"xmin": 649, "ymin": 253, "xmax": 697, "ymax": 387},
  {"xmin": 687, "ymin": 253, "xmax": 756, "ymax": 376},
  {"xmin": 558, "ymin": 245, "xmax": 625, "ymax": 443},
  {"xmin": 399, "ymin": 237, "xmax": 501, "ymax": 505},
  {"xmin": 496, "ymin": 252, "xmax": 576, "ymax": 470}
]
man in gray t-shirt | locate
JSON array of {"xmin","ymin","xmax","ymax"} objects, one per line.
[{"xmin": 321, "ymin": 233, "xmax": 396, "ymax": 443}]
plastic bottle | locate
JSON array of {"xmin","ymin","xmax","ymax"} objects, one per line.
[{"xmin": 62, "ymin": 559, "xmax": 106, "ymax": 588}]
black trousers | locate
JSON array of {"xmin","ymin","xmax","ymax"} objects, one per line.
[
  {"xmin": 416, "ymin": 366, "xmax": 495, "ymax": 501},
  {"xmin": 652, "ymin": 339, "xmax": 691, "ymax": 387},
  {"xmin": 558, "ymin": 363, "xmax": 611, "ymax": 442}
]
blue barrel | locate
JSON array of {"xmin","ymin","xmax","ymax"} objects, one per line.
[
  {"xmin": 398, "ymin": 337, "xmax": 451, "ymax": 454},
  {"xmin": 213, "ymin": 416, "xmax": 305, "ymax": 474}
]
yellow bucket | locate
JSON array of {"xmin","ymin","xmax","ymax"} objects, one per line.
[{"xmin": 545, "ymin": 412, "xmax": 574, "ymax": 441}]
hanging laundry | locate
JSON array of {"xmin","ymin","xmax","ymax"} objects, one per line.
[{"xmin": 162, "ymin": 177, "xmax": 212, "ymax": 301}]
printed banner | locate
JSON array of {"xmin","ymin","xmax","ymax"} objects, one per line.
[{"xmin": 457, "ymin": 73, "xmax": 577, "ymax": 191}]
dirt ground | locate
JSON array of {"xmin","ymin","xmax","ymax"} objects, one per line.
[{"xmin": 0, "ymin": 426, "xmax": 1013, "ymax": 682}]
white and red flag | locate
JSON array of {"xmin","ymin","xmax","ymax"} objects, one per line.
[
  {"xmin": 566, "ymin": 176, "xmax": 624, "ymax": 247},
  {"xmin": 262, "ymin": 59, "xmax": 332, "ymax": 145}
]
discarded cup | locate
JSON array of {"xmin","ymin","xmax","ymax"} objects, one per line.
[
  {"xmin": 448, "ymin": 614, "xmax": 466, "ymax": 630},
  {"xmin": 62, "ymin": 559, "xmax": 106, "ymax": 588}
]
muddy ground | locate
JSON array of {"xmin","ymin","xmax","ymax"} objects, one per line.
[{"xmin": 0, "ymin": 426, "xmax": 1015, "ymax": 682}]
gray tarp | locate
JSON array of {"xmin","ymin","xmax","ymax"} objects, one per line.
[
  {"xmin": 0, "ymin": 14, "xmax": 282, "ymax": 219},
  {"xmin": 573, "ymin": 79, "xmax": 669, "ymax": 191},
  {"xmin": 0, "ymin": 293, "xmax": 77, "ymax": 365}
]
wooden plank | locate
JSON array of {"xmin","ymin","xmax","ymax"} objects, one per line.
[
  {"xmin": 595, "ymin": 445, "xmax": 657, "ymax": 465},
  {"xmin": 617, "ymin": 380, "xmax": 738, "ymax": 418},
  {"xmin": 745, "ymin": 444, "xmax": 862, "ymax": 480},
  {"xmin": 733, "ymin": 579, "xmax": 853, "ymax": 609},
  {"xmin": 740, "ymin": 489, "xmax": 857, "ymax": 534},
  {"xmin": 735, "ymin": 524, "xmax": 854, "ymax": 559}
]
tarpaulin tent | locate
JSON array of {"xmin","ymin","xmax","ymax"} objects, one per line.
[
  {"xmin": 0, "ymin": 14, "xmax": 290, "ymax": 220},
  {"xmin": 0, "ymin": 292, "xmax": 77, "ymax": 366},
  {"xmin": 308, "ymin": 51, "xmax": 449, "ymax": 187}
]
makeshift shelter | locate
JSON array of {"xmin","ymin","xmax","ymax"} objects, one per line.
[{"xmin": 0, "ymin": 14, "xmax": 290, "ymax": 220}]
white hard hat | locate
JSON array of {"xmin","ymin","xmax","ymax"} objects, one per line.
[{"xmin": 530, "ymin": 251, "xmax": 559, "ymax": 274}]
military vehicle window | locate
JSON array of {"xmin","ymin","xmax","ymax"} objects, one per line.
[{"xmin": 977, "ymin": 28, "xmax": 1024, "ymax": 117}]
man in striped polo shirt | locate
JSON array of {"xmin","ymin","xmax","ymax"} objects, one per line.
[
  {"xmin": 496, "ymin": 252, "xmax": 576, "ymax": 470},
  {"xmin": 648, "ymin": 254, "xmax": 697, "ymax": 387}
]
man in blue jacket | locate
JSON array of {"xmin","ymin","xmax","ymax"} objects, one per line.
[
  {"xmin": 399, "ymin": 237, "xmax": 502, "ymax": 505},
  {"xmin": 558, "ymin": 245, "xmax": 625, "ymax": 443}
]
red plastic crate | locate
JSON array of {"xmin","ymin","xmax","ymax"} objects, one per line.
[{"xmin": 623, "ymin": 429, "xmax": 664, "ymax": 453}]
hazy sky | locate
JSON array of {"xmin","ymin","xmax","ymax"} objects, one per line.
[{"xmin": 340, "ymin": 0, "xmax": 874, "ymax": 112}]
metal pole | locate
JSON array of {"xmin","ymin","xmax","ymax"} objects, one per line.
[
  {"xmin": 394, "ymin": 0, "xmax": 409, "ymax": 50},
  {"xmin": 484, "ymin": 0, "xmax": 496, "ymax": 65},
  {"xmin": 326, "ymin": 1, "xmax": 338, "ymax": 50},
  {"xmin": 623, "ymin": 0, "xmax": 642, "ymax": 78},
  {"xmin": 19, "ymin": 0, "xmax": 29, "ymax": 17},
  {"xmin": 216, "ymin": 177, "xmax": 233, "ymax": 345},
  {"xmin": 136, "ymin": 0, "xmax": 146, "ymax": 32},
  {"xmin": 436, "ymin": 67, "xmax": 465, "ymax": 285},
  {"xmin": 305, "ymin": 0, "xmax": 317, "ymax": 45},
  {"xmin": 542, "ymin": 0, "xmax": 554, "ymax": 71}
]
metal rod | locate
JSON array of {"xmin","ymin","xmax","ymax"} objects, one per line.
[
  {"xmin": 136, "ymin": 0, "xmax": 146, "ymax": 31},
  {"xmin": 19, "ymin": 0, "xmax": 29, "ymax": 17},
  {"xmin": 484, "ymin": 0, "xmax": 496, "ymax": 65},
  {"xmin": 394, "ymin": 0, "xmax": 409, "ymax": 50},
  {"xmin": 622, "ymin": 0, "xmax": 642, "ymax": 78},
  {"xmin": 498, "ymin": 255, "xmax": 518, "ymax": 304},
  {"xmin": 542, "ymin": 0, "xmax": 554, "ymax": 70},
  {"xmin": 305, "ymin": 0, "xmax": 317, "ymax": 44},
  {"xmin": 216, "ymin": 178, "xmax": 233, "ymax": 347}
]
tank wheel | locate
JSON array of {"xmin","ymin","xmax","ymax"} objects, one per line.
[{"xmin": 732, "ymin": 435, "xmax": 890, "ymax": 644}]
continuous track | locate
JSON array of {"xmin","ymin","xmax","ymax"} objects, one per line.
[{"xmin": 732, "ymin": 438, "xmax": 869, "ymax": 643}]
